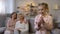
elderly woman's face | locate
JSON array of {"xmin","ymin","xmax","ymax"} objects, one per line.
[
  {"xmin": 38, "ymin": 5, "xmax": 46, "ymax": 14},
  {"xmin": 18, "ymin": 14, "xmax": 24, "ymax": 19}
]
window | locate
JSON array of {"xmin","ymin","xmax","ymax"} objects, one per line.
[{"xmin": 0, "ymin": 0, "xmax": 5, "ymax": 14}]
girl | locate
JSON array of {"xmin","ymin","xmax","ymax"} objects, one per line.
[{"xmin": 34, "ymin": 3, "xmax": 53, "ymax": 34}]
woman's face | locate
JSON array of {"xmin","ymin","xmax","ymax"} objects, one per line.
[
  {"xmin": 38, "ymin": 5, "xmax": 46, "ymax": 14},
  {"xmin": 12, "ymin": 13, "xmax": 17, "ymax": 19}
]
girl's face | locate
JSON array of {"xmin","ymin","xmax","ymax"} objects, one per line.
[
  {"xmin": 12, "ymin": 13, "xmax": 17, "ymax": 19},
  {"xmin": 38, "ymin": 5, "xmax": 46, "ymax": 14}
]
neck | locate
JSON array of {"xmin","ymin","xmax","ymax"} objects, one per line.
[{"xmin": 19, "ymin": 19, "xmax": 24, "ymax": 23}]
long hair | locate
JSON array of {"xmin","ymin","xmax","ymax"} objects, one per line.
[
  {"xmin": 38, "ymin": 3, "xmax": 49, "ymax": 13},
  {"xmin": 10, "ymin": 12, "xmax": 17, "ymax": 19}
]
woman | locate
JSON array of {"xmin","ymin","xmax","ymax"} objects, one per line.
[
  {"xmin": 14, "ymin": 14, "xmax": 29, "ymax": 34},
  {"xmin": 4, "ymin": 12, "xmax": 17, "ymax": 34},
  {"xmin": 34, "ymin": 3, "xmax": 53, "ymax": 34}
]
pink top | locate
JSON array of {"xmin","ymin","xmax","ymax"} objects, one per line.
[
  {"xmin": 34, "ymin": 14, "xmax": 53, "ymax": 31},
  {"xmin": 6, "ymin": 18, "xmax": 16, "ymax": 31}
]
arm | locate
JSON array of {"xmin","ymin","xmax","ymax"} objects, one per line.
[
  {"xmin": 7, "ymin": 19, "xmax": 14, "ymax": 31},
  {"xmin": 44, "ymin": 16, "xmax": 53, "ymax": 30},
  {"xmin": 20, "ymin": 20, "xmax": 29, "ymax": 32},
  {"xmin": 15, "ymin": 21, "xmax": 20, "ymax": 30},
  {"xmin": 34, "ymin": 16, "xmax": 41, "ymax": 30}
]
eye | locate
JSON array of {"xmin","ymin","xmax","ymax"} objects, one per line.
[{"xmin": 38, "ymin": 9, "xmax": 44, "ymax": 11}]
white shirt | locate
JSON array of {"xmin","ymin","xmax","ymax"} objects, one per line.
[{"xmin": 15, "ymin": 20, "xmax": 29, "ymax": 32}]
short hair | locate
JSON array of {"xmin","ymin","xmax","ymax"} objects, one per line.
[{"xmin": 18, "ymin": 13, "xmax": 24, "ymax": 19}]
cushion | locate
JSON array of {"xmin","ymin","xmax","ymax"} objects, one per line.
[
  {"xmin": 29, "ymin": 18, "xmax": 35, "ymax": 33},
  {"xmin": 0, "ymin": 27, "xmax": 6, "ymax": 33}
]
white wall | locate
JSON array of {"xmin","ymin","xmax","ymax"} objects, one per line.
[
  {"xmin": 15, "ymin": 0, "xmax": 60, "ymax": 15},
  {"xmin": 5, "ymin": 0, "xmax": 15, "ymax": 14},
  {"xmin": 15, "ymin": 0, "xmax": 60, "ymax": 22},
  {"xmin": 34, "ymin": 0, "xmax": 60, "ymax": 22},
  {"xmin": 5, "ymin": 0, "xmax": 60, "ymax": 22},
  {"xmin": 5, "ymin": 0, "xmax": 60, "ymax": 15}
]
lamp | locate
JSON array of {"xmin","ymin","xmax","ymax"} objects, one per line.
[{"xmin": 53, "ymin": 4, "xmax": 59, "ymax": 10}]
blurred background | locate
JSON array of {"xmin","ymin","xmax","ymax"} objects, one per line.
[{"xmin": 0, "ymin": 0, "xmax": 60, "ymax": 34}]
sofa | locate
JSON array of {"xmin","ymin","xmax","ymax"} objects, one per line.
[
  {"xmin": 0, "ymin": 14, "xmax": 60, "ymax": 34},
  {"xmin": 0, "ymin": 14, "xmax": 6, "ymax": 34},
  {"xmin": 0, "ymin": 14, "xmax": 36, "ymax": 34}
]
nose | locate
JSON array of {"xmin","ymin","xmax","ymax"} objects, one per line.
[
  {"xmin": 38, "ymin": 11, "xmax": 44, "ymax": 14},
  {"xmin": 38, "ymin": 11, "xmax": 42, "ymax": 14},
  {"xmin": 39, "ymin": 10, "xmax": 43, "ymax": 12}
]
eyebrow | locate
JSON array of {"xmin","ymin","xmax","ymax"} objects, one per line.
[{"xmin": 38, "ymin": 9, "xmax": 44, "ymax": 10}]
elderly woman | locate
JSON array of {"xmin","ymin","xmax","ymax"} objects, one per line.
[
  {"xmin": 4, "ymin": 12, "xmax": 17, "ymax": 34},
  {"xmin": 34, "ymin": 3, "xmax": 53, "ymax": 34},
  {"xmin": 14, "ymin": 13, "xmax": 29, "ymax": 34}
]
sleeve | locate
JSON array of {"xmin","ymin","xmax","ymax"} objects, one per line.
[
  {"xmin": 20, "ymin": 21, "xmax": 29, "ymax": 32},
  {"xmin": 34, "ymin": 16, "xmax": 39, "ymax": 30},
  {"xmin": 6, "ymin": 19, "xmax": 14, "ymax": 30},
  {"xmin": 15, "ymin": 21, "xmax": 20, "ymax": 29}
]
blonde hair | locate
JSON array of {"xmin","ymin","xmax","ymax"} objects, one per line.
[
  {"xmin": 38, "ymin": 3, "xmax": 49, "ymax": 13},
  {"xmin": 18, "ymin": 13, "xmax": 24, "ymax": 19}
]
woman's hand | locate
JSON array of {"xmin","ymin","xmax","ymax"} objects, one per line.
[{"xmin": 16, "ymin": 28, "xmax": 21, "ymax": 32}]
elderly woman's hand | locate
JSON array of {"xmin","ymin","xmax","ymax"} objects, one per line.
[{"xmin": 15, "ymin": 28, "xmax": 21, "ymax": 32}]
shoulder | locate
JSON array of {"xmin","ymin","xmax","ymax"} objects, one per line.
[
  {"xmin": 6, "ymin": 18, "xmax": 12, "ymax": 24},
  {"xmin": 24, "ymin": 19, "xmax": 28, "ymax": 24},
  {"xmin": 48, "ymin": 15, "xmax": 53, "ymax": 19},
  {"xmin": 16, "ymin": 21, "xmax": 20, "ymax": 25},
  {"xmin": 7, "ymin": 18, "xmax": 11, "ymax": 22}
]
